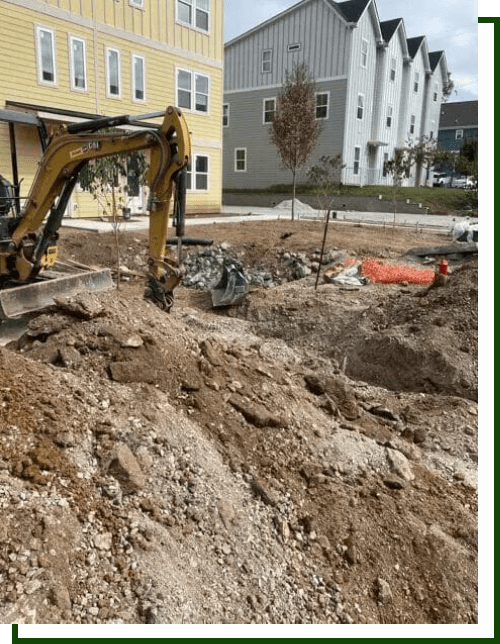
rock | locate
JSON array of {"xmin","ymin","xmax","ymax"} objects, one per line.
[
  {"xmin": 316, "ymin": 534, "xmax": 331, "ymax": 551},
  {"xmin": 135, "ymin": 446, "xmax": 154, "ymax": 471},
  {"xmin": 109, "ymin": 362, "xmax": 158, "ymax": 385},
  {"xmin": 383, "ymin": 477, "xmax": 406, "ymax": 490},
  {"xmin": 249, "ymin": 477, "xmax": 278, "ymax": 506},
  {"xmin": 274, "ymin": 516, "xmax": 290, "ymax": 542},
  {"xmin": 413, "ymin": 427, "xmax": 428, "ymax": 444},
  {"xmin": 48, "ymin": 584, "xmax": 72, "ymax": 610},
  {"xmin": 229, "ymin": 394, "xmax": 285, "ymax": 428},
  {"xmin": 199, "ymin": 340, "xmax": 223, "ymax": 367},
  {"xmin": 217, "ymin": 500, "xmax": 236, "ymax": 529},
  {"xmin": 120, "ymin": 335, "xmax": 144, "ymax": 348},
  {"xmin": 54, "ymin": 293, "xmax": 106, "ymax": 320},
  {"xmin": 386, "ymin": 448, "xmax": 415, "ymax": 481},
  {"xmin": 24, "ymin": 579, "xmax": 42, "ymax": 595},
  {"xmin": 108, "ymin": 443, "xmax": 145, "ymax": 494},
  {"xmin": 377, "ymin": 578, "xmax": 393, "ymax": 604},
  {"xmin": 94, "ymin": 532, "xmax": 113, "ymax": 550},
  {"xmin": 26, "ymin": 315, "xmax": 70, "ymax": 338},
  {"xmin": 58, "ymin": 346, "xmax": 82, "ymax": 368},
  {"xmin": 304, "ymin": 373, "xmax": 359, "ymax": 420}
]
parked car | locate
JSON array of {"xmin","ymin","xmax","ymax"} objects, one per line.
[
  {"xmin": 451, "ymin": 176, "xmax": 475, "ymax": 189},
  {"xmin": 432, "ymin": 172, "xmax": 452, "ymax": 187}
]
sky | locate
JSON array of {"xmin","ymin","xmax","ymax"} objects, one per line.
[{"xmin": 224, "ymin": 0, "xmax": 478, "ymax": 103}]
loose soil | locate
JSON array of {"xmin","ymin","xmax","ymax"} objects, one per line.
[{"xmin": 0, "ymin": 219, "xmax": 478, "ymax": 625}]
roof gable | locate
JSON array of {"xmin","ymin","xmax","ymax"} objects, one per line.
[
  {"xmin": 335, "ymin": 0, "xmax": 371, "ymax": 23},
  {"xmin": 429, "ymin": 50, "xmax": 444, "ymax": 71},
  {"xmin": 407, "ymin": 35, "xmax": 425, "ymax": 59},
  {"xmin": 380, "ymin": 17, "xmax": 401, "ymax": 42},
  {"xmin": 439, "ymin": 101, "xmax": 478, "ymax": 128}
]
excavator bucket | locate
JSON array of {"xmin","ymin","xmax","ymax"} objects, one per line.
[
  {"xmin": 210, "ymin": 265, "xmax": 248, "ymax": 308},
  {"xmin": 0, "ymin": 269, "xmax": 113, "ymax": 319}
]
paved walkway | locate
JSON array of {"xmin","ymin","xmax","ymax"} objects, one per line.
[{"xmin": 61, "ymin": 205, "xmax": 477, "ymax": 234}]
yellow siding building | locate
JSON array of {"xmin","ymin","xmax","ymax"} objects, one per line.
[{"xmin": 0, "ymin": 0, "xmax": 224, "ymax": 217}]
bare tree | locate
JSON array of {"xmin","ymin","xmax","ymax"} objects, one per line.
[
  {"xmin": 306, "ymin": 154, "xmax": 345, "ymax": 212},
  {"xmin": 271, "ymin": 63, "xmax": 321, "ymax": 220}
]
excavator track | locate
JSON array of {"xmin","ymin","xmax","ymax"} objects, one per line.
[{"xmin": 0, "ymin": 268, "xmax": 113, "ymax": 319}]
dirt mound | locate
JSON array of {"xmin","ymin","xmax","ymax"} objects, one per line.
[{"xmin": 0, "ymin": 221, "xmax": 479, "ymax": 625}]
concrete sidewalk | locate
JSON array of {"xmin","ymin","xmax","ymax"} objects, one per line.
[{"xmin": 60, "ymin": 205, "xmax": 477, "ymax": 233}]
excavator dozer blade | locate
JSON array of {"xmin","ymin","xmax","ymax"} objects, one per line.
[
  {"xmin": 0, "ymin": 269, "xmax": 113, "ymax": 319},
  {"xmin": 210, "ymin": 265, "xmax": 248, "ymax": 308}
]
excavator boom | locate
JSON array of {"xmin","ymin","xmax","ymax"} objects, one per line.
[{"xmin": 0, "ymin": 106, "xmax": 191, "ymax": 318}]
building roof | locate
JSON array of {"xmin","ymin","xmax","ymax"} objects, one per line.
[
  {"xmin": 335, "ymin": 0, "xmax": 371, "ymax": 23},
  {"xmin": 429, "ymin": 50, "xmax": 444, "ymax": 71},
  {"xmin": 407, "ymin": 35, "xmax": 425, "ymax": 59},
  {"xmin": 439, "ymin": 101, "xmax": 478, "ymax": 128},
  {"xmin": 380, "ymin": 18, "xmax": 402, "ymax": 42}
]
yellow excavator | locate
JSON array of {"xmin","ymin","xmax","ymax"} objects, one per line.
[{"xmin": 0, "ymin": 106, "xmax": 246, "ymax": 320}]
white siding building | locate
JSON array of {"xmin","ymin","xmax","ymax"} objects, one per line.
[{"xmin": 223, "ymin": 0, "xmax": 450, "ymax": 189}]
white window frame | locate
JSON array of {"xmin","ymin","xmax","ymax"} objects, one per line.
[
  {"xmin": 131, "ymin": 53, "xmax": 146, "ymax": 103},
  {"xmin": 361, "ymin": 38, "xmax": 368, "ymax": 68},
  {"xmin": 456, "ymin": 129, "xmax": 464, "ymax": 140},
  {"xmin": 263, "ymin": 97, "xmax": 276, "ymax": 124},
  {"xmin": 390, "ymin": 57, "xmax": 396, "ymax": 82},
  {"xmin": 386, "ymin": 105, "xmax": 393, "ymax": 128},
  {"xmin": 414, "ymin": 72, "xmax": 419, "ymax": 93},
  {"xmin": 35, "ymin": 25, "xmax": 57, "ymax": 87},
  {"xmin": 176, "ymin": 67, "xmax": 210, "ymax": 115},
  {"xmin": 129, "ymin": 0, "xmax": 144, "ymax": 7},
  {"xmin": 176, "ymin": 0, "xmax": 210, "ymax": 33},
  {"xmin": 315, "ymin": 92, "xmax": 329, "ymax": 120},
  {"xmin": 186, "ymin": 153, "xmax": 209, "ymax": 192},
  {"xmin": 410, "ymin": 114, "xmax": 416, "ymax": 135},
  {"xmin": 262, "ymin": 49, "xmax": 272, "ymax": 74},
  {"xmin": 433, "ymin": 82, "xmax": 439, "ymax": 102},
  {"xmin": 235, "ymin": 148, "xmax": 247, "ymax": 173},
  {"xmin": 353, "ymin": 146, "xmax": 361, "ymax": 175},
  {"xmin": 357, "ymin": 94, "xmax": 364, "ymax": 120},
  {"xmin": 106, "ymin": 46, "xmax": 122, "ymax": 99},
  {"xmin": 223, "ymin": 103, "xmax": 229, "ymax": 128},
  {"xmin": 69, "ymin": 35, "xmax": 87, "ymax": 92}
]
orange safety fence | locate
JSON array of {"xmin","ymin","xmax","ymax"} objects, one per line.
[{"xmin": 360, "ymin": 259, "xmax": 436, "ymax": 285}]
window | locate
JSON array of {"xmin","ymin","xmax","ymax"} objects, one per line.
[
  {"xmin": 430, "ymin": 130, "xmax": 434, "ymax": 139},
  {"xmin": 382, "ymin": 152, "xmax": 389, "ymax": 177},
  {"xmin": 176, "ymin": 69, "xmax": 209, "ymax": 113},
  {"xmin": 433, "ymin": 82, "xmax": 439, "ymax": 102},
  {"xmin": 132, "ymin": 54, "xmax": 145, "ymax": 101},
  {"xmin": 390, "ymin": 57, "xmax": 396, "ymax": 82},
  {"xmin": 235, "ymin": 148, "xmax": 246, "ymax": 172},
  {"xmin": 263, "ymin": 98, "xmax": 276, "ymax": 124},
  {"xmin": 70, "ymin": 36, "xmax": 87, "ymax": 91},
  {"xmin": 316, "ymin": 92, "xmax": 329, "ymax": 119},
  {"xmin": 287, "ymin": 43, "xmax": 301, "ymax": 52},
  {"xmin": 186, "ymin": 154, "xmax": 209, "ymax": 191},
  {"xmin": 414, "ymin": 72, "xmax": 419, "ymax": 93},
  {"xmin": 106, "ymin": 47, "xmax": 121, "ymax": 97},
  {"xmin": 361, "ymin": 38, "xmax": 368, "ymax": 67},
  {"xmin": 456, "ymin": 129, "xmax": 463, "ymax": 140},
  {"xmin": 357, "ymin": 94, "xmax": 364, "ymax": 120},
  {"xmin": 354, "ymin": 147, "xmax": 360, "ymax": 175},
  {"xmin": 262, "ymin": 49, "xmax": 272, "ymax": 73},
  {"xmin": 36, "ymin": 26, "xmax": 57, "ymax": 85},
  {"xmin": 410, "ymin": 114, "xmax": 416, "ymax": 135},
  {"xmin": 129, "ymin": 0, "xmax": 144, "ymax": 6},
  {"xmin": 195, "ymin": 155, "xmax": 208, "ymax": 190},
  {"xmin": 386, "ymin": 105, "xmax": 393, "ymax": 128},
  {"xmin": 177, "ymin": 69, "xmax": 192, "ymax": 109},
  {"xmin": 223, "ymin": 103, "xmax": 229, "ymax": 127},
  {"xmin": 177, "ymin": 0, "xmax": 209, "ymax": 32}
]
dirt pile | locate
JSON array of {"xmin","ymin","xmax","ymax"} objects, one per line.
[{"xmin": 0, "ymin": 221, "xmax": 478, "ymax": 625}]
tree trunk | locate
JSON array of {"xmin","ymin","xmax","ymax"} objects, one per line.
[
  {"xmin": 111, "ymin": 185, "xmax": 121, "ymax": 289},
  {"xmin": 292, "ymin": 170, "xmax": 296, "ymax": 221}
]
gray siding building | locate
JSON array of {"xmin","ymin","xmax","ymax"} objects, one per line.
[{"xmin": 223, "ymin": 0, "xmax": 450, "ymax": 189}]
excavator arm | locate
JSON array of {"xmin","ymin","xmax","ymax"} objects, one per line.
[{"xmin": 0, "ymin": 106, "xmax": 191, "ymax": 316}]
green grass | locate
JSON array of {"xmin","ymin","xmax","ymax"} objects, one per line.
[{"xmin": 223, "ymin": 184, "xmax": 477, "ymax": 211}]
